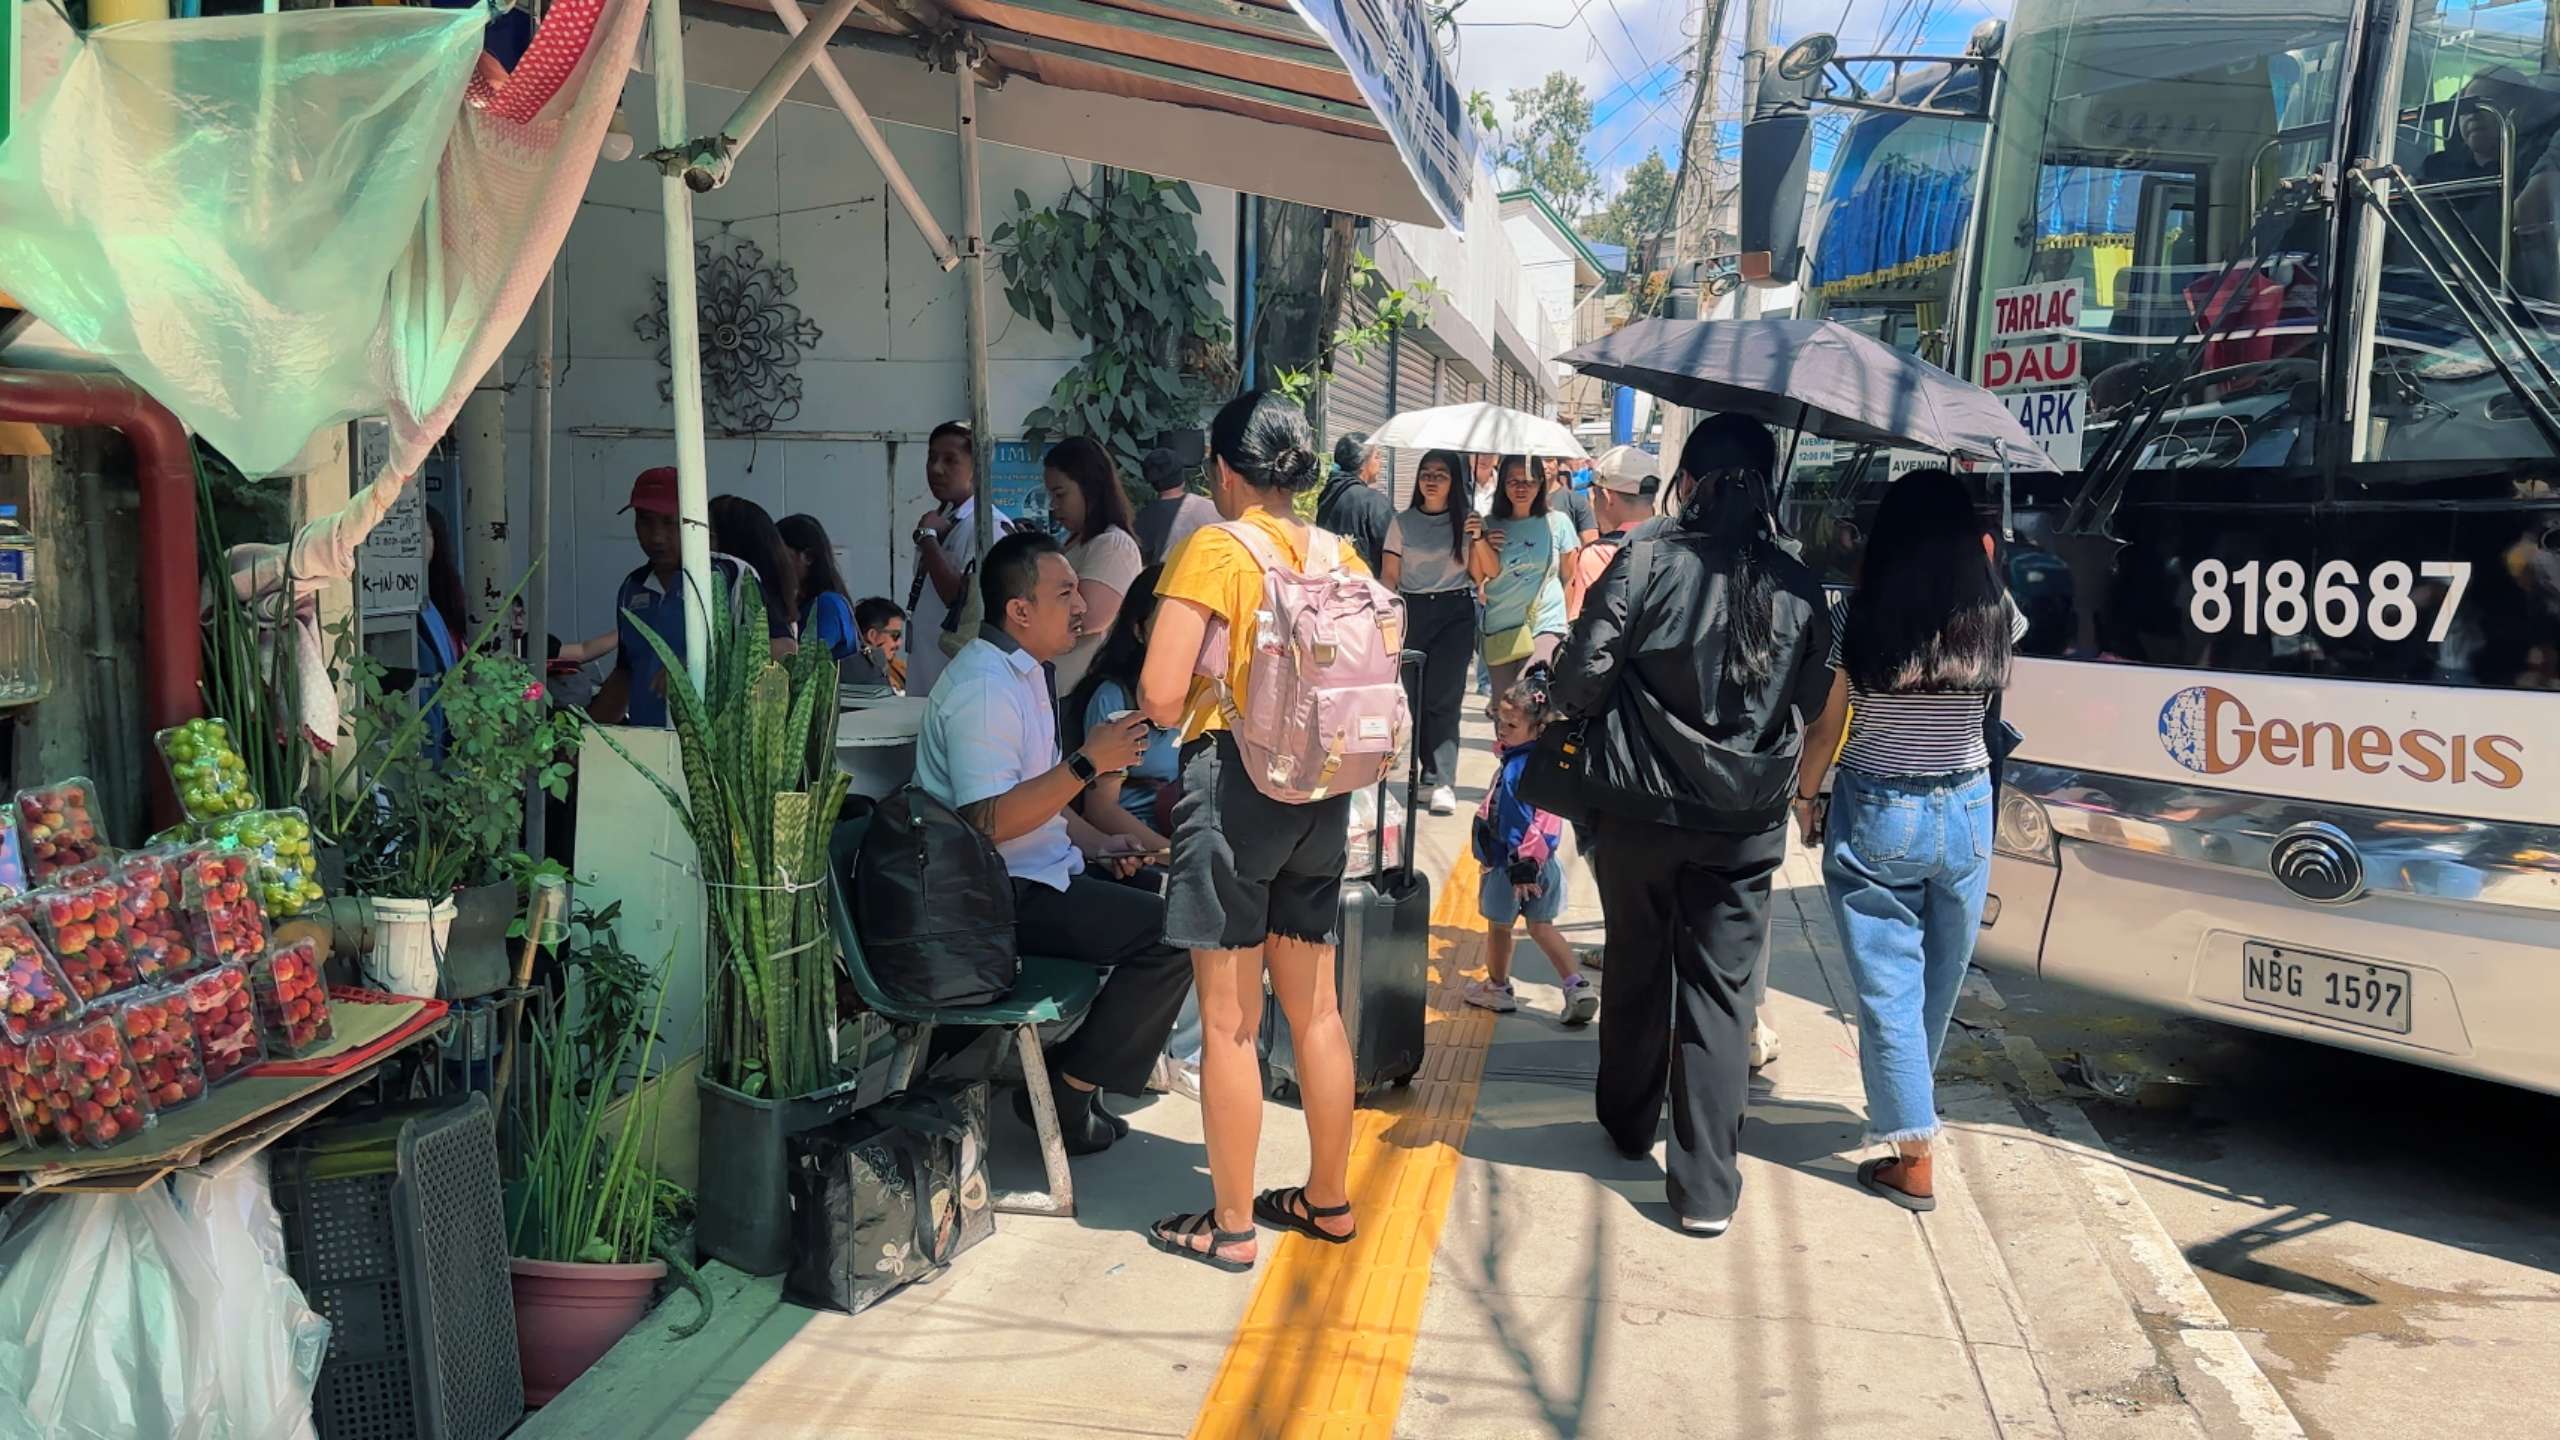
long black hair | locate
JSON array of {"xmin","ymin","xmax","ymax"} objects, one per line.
[
  {"xmin": 422, "ymin": 505, "xmax": 468, "ymax": 642},
  {"xmin": 1491, "ymin": 453, "xmax": 1547, "ymax": 519},
  {"xmin": 1043, "ymin": 435, "xmax": 1136, "ymax": 545},
  {"xmin": 1209, "ymin": 389, "xmax": 1324, "ymax": 494},
  {"xmin": 1062, "ymin": 564, "xmax": 1164, "ymax": 752},
  {"xmin": 1842, "ymin": 468, "xmax": 2011, "ymax": 694},
  {"xmin": 1412, "ymin": 448, "xmax": 1473, "ymax": 551},
  {"xmin": 708, "ymin": 495, "xmax": 801, "ymax": 631},
  {"xmin": 1678, "ymin": 414, "xmax": 1785, "ymax": 686},
  {"xmin": 777, "ymin": 512, "xmax": 850, "ymax": 612}
]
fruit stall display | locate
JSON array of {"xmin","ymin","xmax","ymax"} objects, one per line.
[
  {"xmin": 183, "ymin": 962, "xmax": 266, "ymax": 1086},
  {"xmin": 26, "ymin": 869, "xmax": 154, "ymax": 1003},
  {"xmin": 155, "ymin": 718, "xmax": 259, "ymax": 821},
  {"xmin": 179, "ymin": 846, "xmax": 269, "ymax": 967},
  {"xmin": 15, "ymin": 779, "xmax": 106, "ymax": 885},
  {"xmin": 251, "ymin": 939, "xmax": 333, "ymax": 1057},
  {"xmin": 200, "ymin": 809, "xmax": 325, "ymax": 918},
  {"xmin": 0, "ymin": 1013, "xmax": 152, "ymax": 1151},
  {"xmin": 117, "ymin": 987, "xmax": 208, "ymax": 1114},
  {"xmin": 0, "ymin": 915, "xmax": 79, "ymax": 1044}
]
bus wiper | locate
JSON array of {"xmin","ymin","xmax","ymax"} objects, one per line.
[
  {"xmin": 2344, "ymin": 163, "xmax": 2560, "ymax": 452},
  {"xmin": 2063, "ymin": 179, "xmax": 2325, "ymax": 539}
]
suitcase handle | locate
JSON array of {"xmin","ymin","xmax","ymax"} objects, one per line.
[{"xmin": 1380, "ymin": 649, "xmax": 1425, "ymax": 878}]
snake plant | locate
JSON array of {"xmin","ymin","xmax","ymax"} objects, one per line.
[{"xmin": 594, "ymin": 582, "xmax": 851, "ymax": 1099}]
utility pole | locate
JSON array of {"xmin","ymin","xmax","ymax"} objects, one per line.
[
  {"xmin": 1662, "ymin": 0, "xmax": 1729, "ymax": 469},
  {"xmin": 1735, "ymin": 0, "xmax": 1772, "ymax": 320}
]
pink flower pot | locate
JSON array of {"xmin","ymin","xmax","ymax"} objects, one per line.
[{"xmin": 509, "ymin": 1255, "xmax": 669, "ymax": 1406}]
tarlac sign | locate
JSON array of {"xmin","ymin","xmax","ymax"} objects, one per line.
[{"xmin": 1985, "ymin": 279, "xmax": 2086, "ymax": 469}]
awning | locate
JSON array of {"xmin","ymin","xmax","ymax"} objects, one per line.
[{"xmin": 689, "ymin": 0, "xmax": 1456, "ymax": 228}]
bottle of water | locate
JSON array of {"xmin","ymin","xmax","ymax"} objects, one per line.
[{"xmin": 0, "ymin": 504, "xmax": 47, "ymax": 706}]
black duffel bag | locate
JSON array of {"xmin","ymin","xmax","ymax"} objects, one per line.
[{"xmin": 851, "ymin": 785, "xmax": 1018, "ymax": 1007}]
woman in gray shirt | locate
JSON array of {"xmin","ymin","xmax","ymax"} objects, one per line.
[{"xmin": 1381, "ymin": 448, "xmax": 1481, "ymax": 814}]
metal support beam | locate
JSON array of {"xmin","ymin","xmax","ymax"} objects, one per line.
[
  {"xmin": 527, "ymin": 268, "xmax": 556, "ymax": 857},
  {"xmin": 652, "ymin": 0, "xmax": 717, "ymax": 689},
  {"xmin": 688, "ymin": 0, "xmax": 867, "ymax": 189},
  {"xmin": 956, "ymin": 55, "xmax": 997, "ymax": 569},
  {"xmin": 769, "ymin": 0, "xmax": 960, "ymax": 271}
]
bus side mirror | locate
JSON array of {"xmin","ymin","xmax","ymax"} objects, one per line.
[{"xmin": 1739, "ymin": 65, "xmax": 1818, "ymax": 289}]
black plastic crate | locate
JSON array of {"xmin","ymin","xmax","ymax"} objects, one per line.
[{"xmin": 273, "ymin": 1095, "xmax": 522, "ymax": 1440}]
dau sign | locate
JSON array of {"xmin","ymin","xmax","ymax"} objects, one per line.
[{"xmin": 1287, "ymin": 0, "xmax": 1477, "ymax": 234}]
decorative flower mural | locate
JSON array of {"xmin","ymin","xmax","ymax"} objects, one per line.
[{"xmin": 636, "ymin": 232, "xmax": 822, "ymax": 434}]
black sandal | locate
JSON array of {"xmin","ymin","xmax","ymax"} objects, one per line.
[
  {"xmin": 1254, "ymin": 1186, "xmax": 1357, "ymax": 1245},
  {"xmin": 1148, "ymin": 1210, "xmax": 1257, "ymax": 1273}
]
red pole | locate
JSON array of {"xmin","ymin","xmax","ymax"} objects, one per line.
[{"xmin": 0, "ymin": 369, "xmax": 201, "ymax": 825}]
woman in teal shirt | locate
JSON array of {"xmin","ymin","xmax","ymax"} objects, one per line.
[{"xmin": 1471, "ymin": 454, "xmax": 1580, "ymax": 699}]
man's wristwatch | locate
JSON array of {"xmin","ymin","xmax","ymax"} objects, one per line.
[{"xmin": 1066, "ymin": 751, "xmax": 1099, "ymax": 785}]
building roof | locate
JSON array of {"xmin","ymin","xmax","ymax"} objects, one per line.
[{"xmin": 1497, "ymin": 188, "xmax": 1617, "ymax": 278}]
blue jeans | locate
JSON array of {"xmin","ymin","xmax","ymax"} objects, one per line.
[{"xmin": 1822, "ymin": 767, "xmax": 1995, "ymax": 1143}]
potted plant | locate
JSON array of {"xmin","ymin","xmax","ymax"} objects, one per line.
[
  {"xmin": 319, "ymin": 600, "xmax": 580, "ymax": 997},
  {"xmin": 594, "ymin": 584, "xmax": 854, "ymax": 1275},
  {"xmin": 505, "ymin": 975, "xmax": 705, "ymax": 1406}
]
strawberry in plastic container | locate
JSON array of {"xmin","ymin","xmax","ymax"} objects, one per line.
[
  {"xmin": 0, "ymin": 1013, "xmax": 152, "ymax": 1150},
  {"xmin": 114, "ymin": 850, "xmax": 198, "ymax": 982},
  {"xmin": 252, "ymin": 938, "xmax": 334, "ymax": 1057},
  {"xmin": 184, "ymin": 961, "xmax": 266, "ymax": 1084},
  {"xmin": 32, "ymin": 870, "xmax": 145, "ymax": 1003},
  {"xmin": 15, "ymin": 778, "xmax": 108, "ymax": 884},
  {"xmin": 117, "ymin": 987, "xmax": 208, "ymax": 1113},
  {"xmin": 178, "ymin": 846, "xmax": 268, "ymax": 966},
  {"xmin": 0, "ymin": 913, "xmax": 79, "ymax": 1043}
]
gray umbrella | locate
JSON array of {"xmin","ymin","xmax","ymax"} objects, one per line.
[{"xmin": 1559, "ymin": 317, "xmax": 2062, "ymax": 473}]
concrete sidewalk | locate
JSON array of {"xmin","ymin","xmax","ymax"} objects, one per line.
[{"xmin": 522, "ymin": 715, "xmax": 2303, "ymax": 1440}]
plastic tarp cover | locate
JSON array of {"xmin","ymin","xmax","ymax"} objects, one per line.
[
  {"xmin": 0, "ymin": 1158, "xmax": 328, "ymax": 1440},
  {"xmin": 0, "ymin": 0, "xmax": 645, "ymax": 480}
]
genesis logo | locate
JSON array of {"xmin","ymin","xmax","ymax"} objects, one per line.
[
  {"xmin": 2157, "ymin": 685, "xmax": 2524, "ymax": 789},
  {"xmin": 2268, "ymin": 823, "xmax": 2365, "ymax": 904}
]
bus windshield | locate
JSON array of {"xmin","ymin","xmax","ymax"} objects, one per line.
[{"xmin": 1967, "ymin": 0, "xmax": 2355, "ymax": 478}]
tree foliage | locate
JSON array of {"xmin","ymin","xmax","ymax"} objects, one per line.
[
  {"xmin": 1586, "ymin": 148, "xmax": 1678, "ymax": 252},
  {"xmin": 1498, "ymin": 71, "xmax": 1601, "ymax": 220}
]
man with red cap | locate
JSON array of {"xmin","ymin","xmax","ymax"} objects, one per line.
[{"xmin": 589, "ymin": 466, "xmax": 766, "ymax": 727}]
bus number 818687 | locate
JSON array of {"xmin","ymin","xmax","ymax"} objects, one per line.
[{"xmin": 2189, "ymin": 559, "xmax": 2472, "ymax": 643}]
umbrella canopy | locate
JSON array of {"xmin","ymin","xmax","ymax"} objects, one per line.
[
  {"xmin": 1559, "ymin": 317, "xmax": 2062, "ymax": 474},
  {"xmin": 1364, "ymin": 401, "xmax": 1587, "ymax": 459}
]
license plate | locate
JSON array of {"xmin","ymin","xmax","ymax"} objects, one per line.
[{"xmin": 2241, "ymin": 943, "xmax": 2413, "ymax": 1035}]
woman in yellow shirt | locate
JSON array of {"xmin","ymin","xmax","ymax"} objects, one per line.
[{"xmin": 1139, "ymin": 390, "xmax": 1372, "ymax": 1272}]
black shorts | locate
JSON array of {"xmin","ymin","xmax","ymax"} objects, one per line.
[{"xmin": 1165, "ymin": 732, "xmax": 1352, "ymax": 951}]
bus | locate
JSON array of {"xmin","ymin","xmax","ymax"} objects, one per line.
[{"xmin": 1751, "ymin": 0, "xmax": 2560, "ymax": 1095}]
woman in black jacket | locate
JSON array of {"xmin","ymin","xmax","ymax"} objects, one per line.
[{"xmin": 1547, "ymin": 413, "xmax": 1836, "ymax": 1236}]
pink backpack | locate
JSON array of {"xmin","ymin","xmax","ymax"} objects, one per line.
[{"xmin": 1198, "ymin": 521, "xmax": 1410, "ymax": 803}]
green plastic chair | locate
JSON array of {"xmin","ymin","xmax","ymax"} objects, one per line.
[{"xmin": 828, "ymin": 815, "xmax": 1099, "ymax": 1218}]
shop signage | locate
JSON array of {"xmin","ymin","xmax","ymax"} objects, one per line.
[
  {"xmin": 353, "ymin": 418, "xmax": 425, "ymax": 622},
  {"xmin": 1287, "ymin": 0, "xmax": 1477, "ymax": 234}
]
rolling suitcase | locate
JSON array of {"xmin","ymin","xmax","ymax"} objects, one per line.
[{"xmin": 1263, "ymin": 654, "xmax": 1432, "ymax": 1103}]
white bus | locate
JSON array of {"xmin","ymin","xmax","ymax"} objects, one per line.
[{"xmin": 1745, "ymin": 0, "xmax": 2560, "ymax": 1094}]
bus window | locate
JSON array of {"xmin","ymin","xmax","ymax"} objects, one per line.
[
  {"xmin": 1970, "ymin": 1, "xmax": 2354, "ymax": 478},
  {"xmin": 2367, "ymin": 0, "xmax": 2560, "ymax": 463}
]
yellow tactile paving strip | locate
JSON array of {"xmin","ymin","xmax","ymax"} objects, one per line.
[{"xmin": 1189, "ymin": 853, "xmax": 1490, "ymax": 1440}]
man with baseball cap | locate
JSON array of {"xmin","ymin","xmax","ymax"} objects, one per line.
[
  {"xmin": 589, "ymin": 466, "xmax": 755, "ymax": 727},
  {"xmin": 1563, "ymin": 445, "xmax": 1662, "ymax": 620}
]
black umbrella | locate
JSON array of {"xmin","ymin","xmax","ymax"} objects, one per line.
[{"xmin": 1559, "ymin": 317, "xmax": 2062, "ymax": 474}]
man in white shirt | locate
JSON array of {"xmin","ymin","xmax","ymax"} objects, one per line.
[
  {"xmin": 916, "ymin": 530, "xmax": 1190, "ymax": 1154},
  {"xmin": 905, "ymin": 420, "xmax": 1016, "ymax": 696}
]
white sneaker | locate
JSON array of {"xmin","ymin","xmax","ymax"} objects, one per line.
[
  {"xmin": 1429, "ymin": 785, "xmax": 1458, "ymax": 815},
  {"xmin": 1561, "ymin": 979, "xmax": 1599, "ymax": 1028},
  {"xmin": 1679, "ymin": 1214, "xmax": 1731, "ymax": 1237},
  {"xmin": 1749, "ymin": 1020, "xmax": 1781, "ymax": 1070},
  {"xmin": 1463, "ymin": 979, "xmax": 1518, "ymax": 1013}
]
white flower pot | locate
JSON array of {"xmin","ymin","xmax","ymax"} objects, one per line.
[{"xmin": 366, "ymin": 895, "xmax": 458, "ymax": 998}]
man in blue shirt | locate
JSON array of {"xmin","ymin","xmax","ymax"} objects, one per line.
[
  {"xmin": 589, "ymin": 467, "xmax": 761, "ymax": 727},
  {"xmin": 916, "ymin": 530, "xmax": 1185, "ymax": 1154}
]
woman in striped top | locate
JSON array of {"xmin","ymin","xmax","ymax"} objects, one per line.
[{"xmin": 1794, "ymin": 468, "xmax": 2024, "ymax": 1214}]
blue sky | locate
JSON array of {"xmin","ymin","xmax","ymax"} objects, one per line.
[{"xmin": 1452, "ymin": 0, "xmax": 2009, "ymax": 213}]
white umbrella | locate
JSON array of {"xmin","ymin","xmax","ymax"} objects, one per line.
[{"xmin": 1364, "ymin": 402, "xmax": 1588, "ymax": 459}]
